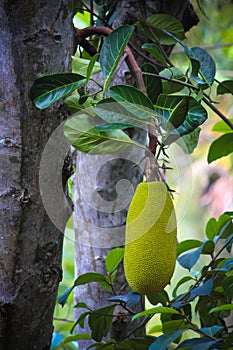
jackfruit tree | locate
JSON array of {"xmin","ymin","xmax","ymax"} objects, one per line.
[{"xmin": 1, "ymin": 0, "xmax": 232, "ymax": 349}]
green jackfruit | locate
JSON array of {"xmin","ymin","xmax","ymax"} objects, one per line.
[{"xmin": 124, "ymin": 181, "xmax": 177, "ymax": 295}]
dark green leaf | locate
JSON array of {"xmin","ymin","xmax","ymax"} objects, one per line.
[
  {"xmin": 172, "ymin": 276, "xmax": 194, "ymax": 298},
  {"xmin": 216, "ymin": 258, "xmax": 233, "ymax": 272},
  {"xmin": 63, "ymin": 334, "xmax": 92, "ymax": 344},
  {"xmin": 108, "ymin": 291, "xmax": 141, "ymax": 308},
  {"xmin": 132, "ymin": 306, "xmax": 180, "ymax": 321},
  {"xmin": 110, "ymin": 85, "xmax": 157, "ymax": 120},
  {"xmin": 162, "ymin": 319, "xmax": 187, "ymax": 334},
  {"xmin": 141, "ymin": 43, "xmax": 168, "ymax": 66},
  {"xmin": 71, "ymin": 311, "xmax": 90, "ymax": 331},
  {"xmin": 168, "ymin": 96, "xmax": 189, "ymax": 129},
  {"xmin": 210, "ymin": 304, "xmax": 233, "ymax": 313},
  {"xmin": 149, "ymin": 329, "xmax": 188, "ymax": 350},
  {"xmin": 100, "ymin": 25, "xmax": 134, "ymax": 92},
  {"xmin": 199, "ymin": 325, "xmax": 224, "ymax": 337},
  {"xmin": 58, "ymin": 287, "xmax": 73, "ymax": 307},
  {"xmin": 207, "ymin": 133, "xmax": 233, "ymax": 163},
  {"xmin": 96, "ymin": 123, "xmax": 132, "ymax": 131},
  {"xmin": 160, "ymin": 67, "xmax": 186, "ymax": 94},
  {"xmin": 189, "ymin": 279, "xmax": 213, "ymax": 299},
  {"xmin": 177, "ymin": 247, "xmax": 202, "ymax": 270},
  {"xmin": 201, "ymin": 240, "xmax": 215, "ymax": 255},
  {"xmin": 88, "ymin": 305, "xmax": 115, "ymax": 342},
  {"xmin": 177, "ymin": 239, "xmax": 203, "ymax": 257},
  {"xmin": 223, "ymin": 275, "xmax": 233, "ymax": 301},
  {"xmin": 217, "ymin": 80, "xmax": 233, "ymax": 95},
  {"xmin": 147, "ymin": 290, "xmax": 170, "ymax": 306},
  {"xmin": 141, "ymin": 62, "xmax": 162, "ymax": 103},
  {"xmin": 176, "ymin": 127, "xmax": 201, "ymax": 154},
  {"xmin": 74, "ymin": 302, "xmax": 89, "ymax": 309},
  {"xmin": 30, "ymin": 73, "xmax": 85, "ymax": 109},
  {"xmin": 212, "ymin": 119, "xmax": 233, "ymax": 133},
  {"xmin": 116, "ymin": 337, "xmax": 156, "ymax": 350},
  {"xmin": 106, "ymin": 247, "xmax": 125, "ymax": 273},
  {"xmin": 176, "ymin": 337, "xmax": 219, "ymax": 350},
  {"xmin": 188, "ymin": 47, "xmax": 216, "ymax": 85},
  {"xmin": 74, "ymin": 272, "xmax": 107, "ymax": 287},
  {"xmin": 141, "ymin": 14, "xmax": 185, "ymax": 45}
]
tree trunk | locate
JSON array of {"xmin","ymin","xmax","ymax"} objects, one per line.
[
  {"xmin": 73, "ymin": 1, "xmax": 198, "ymax": 348},
  {"xmin": 0, "ymin": 1, "xmax": 72, "ymax": 349}
]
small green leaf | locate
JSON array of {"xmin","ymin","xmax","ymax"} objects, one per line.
[
  {"xmin": 141, "ymin": 14, "xmax": 185, "ymax": 45},
  {"xmin": 116, "ymin": 337, "xmax": 156, "ymax": 350},
  {"xmin": 176, "ymin": 337, "xmax": 219, "ymax": 350},
  {"xmin": 110, "ymin": 85, "xmax": 157, "ymax": 120},
  {"xmin": 217, "ymin": 80, "xmax": 233, "ymax": 95},
  {"xmin": 74, "ymin": 272, "xmax": 107, "ymax": 287},
  {"xmin": 64, "ymin": 94, "xmax": 94, "ymax": 115},
  {"xmin": 74, "ymin": 302, "xmax": 89, "ymax": 309},
  {"xmin": 141, "ymin": 62, "xmax": 162, "ymax": 103},
  {"xmin": 177, "ymin": 246, "xmax": 202, "ymax": 270},
  {"xmin": 207, "ymin": 133, "xmax": 233, "ymax": 163},
  {"xmin": 88, "ymin": 305, "xmax": 115, "ymax": 342},
  {"xmin": 30, "ymin": 73, "xmax": 85, "ymax": 109},
  {"xmin": 132, "ymin": 306, "xmax": 180, "ymax": 321},
  {"xmin": 176, "ymin": 127, "xmax": 201, "ymax": 154},
  {"xmin": 86, "ymin": 53, "xmax": 101, "ymax": 82},
  {"xmin": 172, "ymin": 276, "xmax": 194, "ymax": 298},
  {"xmin": 63, "ymin": 334, "xmax": 92, "ymax": 344},
  {"xmin": 108, "ymin": 291, "xmax": 141, "ymax": 308},
  {"xmin": 189, "ymin": 279, "xmax": 213, "ymax": 299},
  {"xmin": 201, "ymin": 240, "xmax": 215, "ymax": 255},
  {"xmin": 106, "ymin": 247, "xmax": 124, "ymax": 273},
  {"xmin": 176, "ymin": 239, "xmax": 203, "ymax": 257},
  {"xmin": 149, "ymin": 329, "xmax": 188, "ymax": 350},
  {"xmin": 142, "ymin": 43, "xmax": 168, "ymax": 66},
  {"xmin": 100, "ymin": 25, "xmax": 134, "ymax": 93},
  {"xmin": 72, "ymin": 56, "xmax": 101, "ymax": 77},
  {"xmin": 57, "ymin": 287, "xmax": 74, "ymax": 307},
  {"xmin": 212, "ymin": 119, "xmax": 233, "ymax": 133},
  {"xmin": 168, "ymin": 96, "xmax": 189, "ymax": 129},
  {"xmin": 188, "ymin": 47, "xmax": 216, "ymax": 85},
  {"xmin": 147, "ymin": 290, "xmax": 170, "ymax": 306},
  {"xmin": 160, "ymin": 67, "xmax": 186, "ymax": 94}
]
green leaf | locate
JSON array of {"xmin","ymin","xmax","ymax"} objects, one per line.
[
  {"xmin": 217, "ymin": 80, "xmax": 233, "ymax": 95},
  {"xmin": 95, "ymin": 99, "xmax": 153, "ymax": 128},
  {"xmin": 209, "ymin": 304, "xmax": 233, "ymax": 314},
  {"xmin": 156, "ymin": 94, "xmax": 207, "ymax": 144},
  {"xmin": 96, "ymin": 123, "xmax": 132, "ymax": 131},
  {"xmin": 160, "ymin": 67, "xmax": 186, "ymax": 94},
  {"xmin": 142, "ymin": 14, "xmax": 185, "ymax": 45},
  {"xmin": 64, "ymin": 94, "xmax": 95, "ymax": 115},
  {"xmin": 149, "ymin": 329, "xmax": 188, "ymax": 350},
  {"xmin": 116, "ymin": 337, "xmax": 156, "ymax": 350},
  {"xmin": 201, "ymin": 240, "xmax": 215, "ymax": 255},
  {"xmin": 30, "ymin": 73, "xmax": 85, "ymax": 109},
  {"xmin": 177, "ymin": 239, "xmax": 203, "ymax": 257},
  {"xmin": 223, "ymin": 275, "xmax": 233, "ymax": 301},
  {"xmin": 74, "ymin": 302, "xmax": 89, "ymax": 309},
  {"xmin": 108, "ymin": 291, "xmax": 141, "ymax": 308},
  {"xmin": 72, "ymin": 56, "xmax": 101, "ymax": 77},
  {"xmin": 147, "ymin": 290, "xmax": 170, "ymax": 306},
  {"xmin": 88, "ymin": 305, "xmax": 115, "ymax": 342},
  {"xmin": 132, "ymin": 306, "xmax": 180, "ymax": 321},
  {"xmin": 64, "ymin": 113, "xmax": 144, "ymax": 154},
  {"xmin": 189, "ymin": 279, "xmax": 213, "ymax": 299},
  {"xmin": 176, "ymin": 337, "xmax": 219, "ymax": 350},
  {"xmin": 57, "ymin": 287, "xmax": 73, "ymax": 307},
  {"xmin": 212, "ymin": 119, "xmax": 233, "ymax": 133},
  {"xmin": 199, "ymin": 326, "xmax": 224, "ymax": 337},
  {"xmin": 168, "ymin": 96, "xmax": 189, "ymax": 129},
  {"xmin": 188, "ymin": 47, "xmax": 216, "ymax": 85},
  {"xmin": 141, "ymin": 43, "xmax": 168, "ymax": 66},
  {"xmin": 63, "ymin": 334, "xmax": 92, "ymax": 344},
  {"xmin": 74, "ymin": 272, "xmax": 107, "ymax": 287},
  {"xmin": 110, "ymin": 85, "xmax": 158, "ymax": 120},
  {"xmin": 162, "ymin": 319, "xmax": 187, "ymax": 334},
  {"xmin": 176, "ymin": 127, "xmax": 201, "ymax": 154},
  {"xmin": 141, "ymin": 63, "xmax": 162, "ymax": 104},
  {"xmin": 177, "ymin": 246, "xmax": 202, "ymax": 270},
  {"xmin": 172, "ymin": 276, "xmax": 194, "ymax": 298},
  {"xmin": 100, "ymin": 25, "xmax": 134, "ymax": 93},
  {"xmin": 207, "ymin": 133, "xmax": 233, "ymax": 163},
  {"xmin": 106, "ymin": 247, "xmax": 125, "ymax": 273}
]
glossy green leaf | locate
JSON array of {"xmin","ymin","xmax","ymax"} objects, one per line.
[
  {"xmin": 72, "ymin": 56, "xmax": 101, "ymax": 77},
  {"xmin": 57, "ymin": 287, "xmax": 74, "ymax": 307},
  {"xmin": 106, "ymin": 247, "xmax": 125, "ymax": 273},
  {"xmin": 100, "ymin": 25, "xmax": 134, "ymax": 92},
  {"xmin": 160, "ymin": 67, "xmax": 186, "ymax": 94},
  {"xmin": 149, "ymin": 329, "xmax": 188, "ymax": 350},
  {"xmin": 95, "ymin": 100, "xmax": 152, "ymax": 128},
  {"xmin": 74, "ymin": 301, "xmax": 89, "ymax": 309},
  {"xmin": 108, "ymin": 291, "xmax": 141, "ymax": 308},
  {"xmin": 177, "ymin": 239, "xmax": 203, "ymax": 257},
  {"xmin": 162, "ymin": 319, "xmax": 187, "ymax": 334},
  {"xmin": 141, "ymin": 62, "xmax": 162, "ymax": 103},
  {"xmin": 217, "ymin": 80, "xmax": 233, "ymax": 95},
  {"xmin": 88, "ymin": 305, "xmax": 115, "ymax": 342},
  {"xmin": 168, "ymin": 96, "xmax": 189, "ymax": 129},
  {"xmin": 64, "ymin": 94, "xmax": 94, "ymax": 115},
  {"xmin": 110, "ymin": 85, "xmax": 158, "ymax": 120},
  {"xmin": 142, "ymin": 43, "xmax": 168, "ymax": 66},
  {"xmin": 132, "ymin": 306, "xmax": 180, "ymax": 321},
  {"xmin": 155, "ymin": 94, "xmax": 207, "ymax": 144},
  {"xmin": 199, "ymin": 325, "xmax": 224, "ymax": 337},
  {"xmin": 212, "ymin": 119, "xmax": 233, "ymax": 133},
  {"xmin": 74, "ymin": 272, "xmax": 107, "ymax": 287},
  {"xmin": 142, "ymin": 14, "xmax": 185, "ymax": 45},
  {"xmin": 176, "ymin": 337, "xmax": 219, "ymax": 350},
  {"xmin": 64, "ymin": 113, "xmax": 144, "ymax": 154},
  {"xmin": 176, "ymin": 127, "xmax": 201, "ymax": 154},
  {"xmin": 96, "ymin": 123, "xmax": 132, "ymax": 131},
  {"xmin": 207, "ymin": 133, "xmax": 233, "ymax": 163},
  {"xmin": 189, "ymin": 279, "xmax": 213, "ymax": 299},
  {"xmin": 63, "ymin": 334, "xmax": 92, "ymax": 344},
  {"xmin": 30, "ymin": 73, "xmax": 85, "ymax": 109},
  {"xmin": 201, "ymin": 240, "xmax": 215, "ymax": 255},
  {"xmin": 147, "ymin": 290, "xmax": 170, "ymax": 306},
  {"xmin": 188, "ymin": 47, "xmax": 216, "ymax": 85}
]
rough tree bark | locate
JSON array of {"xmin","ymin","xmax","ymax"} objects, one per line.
[
  {"xmin": 0, "ymin": 1, "xmax": 72, "ymax": 349},
  {"xmin": 73, "ymin": 1, "xmax": 198, "ymax": 348}
]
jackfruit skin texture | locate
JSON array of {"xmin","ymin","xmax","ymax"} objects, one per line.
[{"xmin": 124, "ymin": 181, "xmax": 177, "ymax": 295}]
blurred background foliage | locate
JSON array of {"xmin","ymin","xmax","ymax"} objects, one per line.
[{"xmin": 51, "ymin": 1, "xmax": 233, "ymax": 348}]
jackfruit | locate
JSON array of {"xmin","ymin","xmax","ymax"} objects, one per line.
[{"xmin": 124, "ymin": 181, "xmax": 177, "ymax": 295}]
